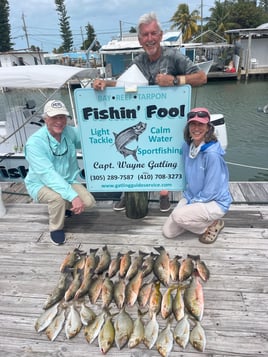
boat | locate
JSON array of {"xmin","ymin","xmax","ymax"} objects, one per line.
[
  {"xmin": 0, "ymin": 64, "xmax": 227, "ymax": 183},
  {"xmin": 100, "ymin": 32, "xmax": 214, "ymax": 77},
  {"xmin": 0, "ymin": 65, "xmax": 99, "ymax": 182}
]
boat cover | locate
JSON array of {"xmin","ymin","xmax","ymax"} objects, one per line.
[{"xmin": 0, "ymin": 65, "xmax": 96, "ymax": 89}]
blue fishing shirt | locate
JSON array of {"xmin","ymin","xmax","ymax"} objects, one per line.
[
  {"xmin": 24, "ymin": 126, "xmax": 82, "ymax": 202},
  {"xmin": 182, "ymin": 141, "xmax": 232, "ymax": 212}
]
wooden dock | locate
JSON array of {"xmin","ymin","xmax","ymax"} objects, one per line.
[{"xmin": 0, "ymin": 182, "xmax": 268, "ymax": 356}]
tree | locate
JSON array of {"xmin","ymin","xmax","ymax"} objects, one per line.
[
  {"xmin": 206, "ymin": 1, "xmax": 237, "ymax": 37},
  {"xmin": 129, "ymin": 26, "xmax": 137, "ymax": 33},
  {"xmin": 81, "ymin": 23, "xmax": 100, "ymax": 51},
  {"xmin": 229, "ymin": 0, "xmax": 268, "ymax": 28},
  {"xmin": 0, "ymin": 0, "xmax": 13, "ymax": 51},
  {"xmin": 55, "ymin": 0, "xmax": 73, "ymax": 52},
  {"xmin": 259, "ymin": 0, "xmax": 268, "ymax": 13},
  {"xmin": 170, "ymin": 3, "xmax": 200, "ymax": 42}
]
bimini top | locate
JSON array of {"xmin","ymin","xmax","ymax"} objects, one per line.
[{"xmin": 0, "ymin": 65, "xmax": 97, "ymax": 89}]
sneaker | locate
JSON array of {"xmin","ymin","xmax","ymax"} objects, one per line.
[
  {"xmin": 65, "ymin": 209, "xmax": 72, "ymax": 218},
  {"xmin": 50, "ymin": 230, "xmax": 65, "ymax": 245},
  {"xmin": 160, "ymin": 195, "xmax": 171, "ymax": 212},
  {"xmin": 113, "ymin": 197, "xmax": 126, "ymax": 211}
]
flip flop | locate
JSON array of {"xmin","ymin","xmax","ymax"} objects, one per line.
[{"xmin": 199, "ymin": 220, "xmax": 224, "ymax": 244}]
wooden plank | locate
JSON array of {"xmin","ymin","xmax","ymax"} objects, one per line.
[
  {"xmin": 229, "ymin": 182, "xmax": 246, "ymax": 202},
  {"xmin": 0, "ymin": 193, "xmax": 268, "ymax": 357},
  {"xmin": 238, "ymin": 182, "xmax": 268, "ymax": 203}
]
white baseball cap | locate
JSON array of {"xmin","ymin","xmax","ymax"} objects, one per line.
[{"xmin": 43, "ymin": 100, "xmax": 69, "ymax": 117}]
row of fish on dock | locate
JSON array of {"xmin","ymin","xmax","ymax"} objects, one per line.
[{"xmin": 35, "ymin": 245, "xmax": 209, "ymax": 355}]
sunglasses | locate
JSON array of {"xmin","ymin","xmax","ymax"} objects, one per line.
[
  {"xmin": 187, "ymin": 111, "xmax": 210, "ymax": 120},
  {"xmin": 47, "ymin": 135, "xmax": 68, "ymax": 156}
]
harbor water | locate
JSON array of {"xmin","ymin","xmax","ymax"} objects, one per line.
[
  {"xmin": 1, "ymin": 79, "xmax": 267, "ymax": 182},
  {"xmin": 192, "ymin": 79, "xmax": 268, "ymax": 181}
]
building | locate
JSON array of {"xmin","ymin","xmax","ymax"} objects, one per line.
[
  {"xmin": 225, "ymin": 23, "xmax": 268, "ymax": 79},
  {"xmin": 0, "ymin": 50, "xmax": 47, "ymax": 67}
]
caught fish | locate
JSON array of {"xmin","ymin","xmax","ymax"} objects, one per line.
[
  {"xmin": 128, "ymin": 310, "xmax": 145, "ymax": 348},
  {"xmin": 126, "ymin": 250, "xmax": 147, "ymax": 280},
  {"xmin": 101, "ymin": 275, "xmax": 114, "ymax": 308},
  {"xmin": 60, "ymin": 246, "xmax": 84, "ymax": 273},
  {"xmin": 73, "ymin": 253, "xmax": 86, "ymax": 272},
  {"xmin": 137, "ymin": 281, "xmax": 153, "ymax": 308},
  {"xmin": 173, "ymin": 315, "xmax": 190, "ymax": 349},
  {"xmin": 64, "ymin": 270, "xmax": 81, "ymax": 302},
  {"xmin": 88, "ymin": 274, "xmax": 103, "ymax": 304},
  {"xmin": 143, "ymin": 312, "xmax": 159, "ymax": 349},
  {"xmin": 179, "ymin": 256, "xmax": 194, "ymax": 281},
  {"xmin": 172, "ymin": 286, "xmax": 185, "ymax": 322},
  {"xmin": 113, "ymin": 122, "xmax": 147, "ymax": 161},
  {"xmin": 184, "ymin": 272, "xmax": 204, "ymax": 321},
  {"xmin": 153, "ymin": 246, "xmax": 170, "ymax": 287},
  {"xmin": 45, "ymin": 308, "xmax": 65, "ymax": 341},
  {"xmin": 114, "ymin": 307, "xmax": 134, "ymax": 350},
  {"xmin": 113, "ymin": 278, "xmax": 126, "ymax": 309},
  {"xmin": 125, "ymin": 270, "xmax": 143, "ymax": 307},
  {"xmin": 98, "ymin": 314, "xmax": 115, "ymax": 354},
  {"xmin": 84, "ymin": 248, "xmax": 99, "ymax": 276},
  {"xmin": 119, "ymin": 250, "xmax": 135, "ymax": 278},
  {"xmin": 142, "ymin": 252, "xmax": 157, "ymax": 277},
  {"xmin": 196, "ymin": 257, "xmax": 210, "ymax": 282},
  {"xmin": 190, "ymin": 321, "xmax": 206, "ymax": 352},
  {"xmin": 156, "ymin": 321, "xmax": 173, "ymax": 357},
  {"xmin": 65, "ymin": 304, "xmax": 82, "ymax": 339},
  {"xmin": 84, "ymin": 310, "xmax": 106, "ymax": 344},
  {"xmin": 161, "ymin": 285, "xmax": 177, "ymax": 319},
  {"xmin": 95, "ymin": 245, "xmax": 111, "ymax": 275},
  {"xmin": 148, "ymin": 281, "xmax": 162, "ymax": 318},
  {"xmin": 79, "ymin": 302, "xmax": 96, "ymax": 326},
  {"xmin": 43, "ymin": 272, "xmax": 69, "ymax": 310},
  {"xmin": 35, "ymin": 303, "xmax": 59, "ymax": 332},
  {"xmin": 74, "ymin": 271, "xmax": 92, "ymax": 300},
  {"xmin": 108, "ymin": 252, "xmax": 122, "ymax": 278},
  {"xmin": 169, "ymin": 255, "xmax": 181, "ymax": 281}
]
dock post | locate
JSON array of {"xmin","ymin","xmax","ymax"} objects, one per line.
[
  {"xmin": 0, "ymin": 187, "xmax": 6, "ymax": 217},
  {"xmin": 125, "ymin": 192, "xmax": 148, "ymax": 219}
]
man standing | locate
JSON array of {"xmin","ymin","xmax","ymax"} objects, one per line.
[
  {"xmin": 93, "ymin": 12, "xmax": 207, "ymax": 212},
  {"xmin": 25, "ymin": 100, "xmax": 95, "ymax": 245}
]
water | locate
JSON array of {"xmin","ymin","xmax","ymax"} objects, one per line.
[
  {"xmin": 1, "ymin": 79, "xmax": 268, "ymax": 181},
  {"xmin": 192, "ymin": 79, "xmax": 268, "ymax": 181}
]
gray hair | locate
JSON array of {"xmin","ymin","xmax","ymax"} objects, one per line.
[{"xmin": 137, "ymin": 12, "xmax": 162, "ymax": 36}]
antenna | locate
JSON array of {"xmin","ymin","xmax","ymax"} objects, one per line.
[{"xmin": 22, "ymin": 12, "xmax": 30, "ymax": 49}]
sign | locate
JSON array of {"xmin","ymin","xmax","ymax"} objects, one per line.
[{"xmin": 75, "ymin": 85, "xmax": 191, "ymax": 192}]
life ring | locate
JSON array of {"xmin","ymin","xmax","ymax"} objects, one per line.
[{"xmin": 263, "ymin": 104, "xmax": 268, "ymax": 114}]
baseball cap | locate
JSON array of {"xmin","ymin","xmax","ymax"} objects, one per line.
[
  {"xmin": 187, "ymin": 107, "xmax": 210, "ymax": 124},
  {"xmin": 44, "ymin": 100, "xmax": 69, "ymax": 117}
]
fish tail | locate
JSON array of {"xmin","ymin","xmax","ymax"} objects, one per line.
[{"xmin": 132, "ymin": 147, "xmax": 138, "ymax": 161}]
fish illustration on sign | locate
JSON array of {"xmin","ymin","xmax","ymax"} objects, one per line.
[{"xmin": 113, "ymin": 122, "xmax": 147, "ymax": 161}]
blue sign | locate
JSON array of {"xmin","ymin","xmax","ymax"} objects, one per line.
[{"xmin": 74, "ymin": 85, "xmax": 191, "ymax": 192}]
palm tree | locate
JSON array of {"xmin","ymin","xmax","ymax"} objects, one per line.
[
  {"xmin": 207, "ymin": 1, "xmax": 236, "ymax": 37},
  {"xmin": 170, "ymin": 3, "xmax": 200, "ymax": 42}
]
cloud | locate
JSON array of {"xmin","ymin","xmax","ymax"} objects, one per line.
[{"xmin": 8, "ymin": 0, "xmax": 211, "ymax": 51}]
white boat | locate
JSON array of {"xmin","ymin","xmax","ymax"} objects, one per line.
[{"xmin": 0, "ymin": 64, "xmax": 226, "ymax": 182}]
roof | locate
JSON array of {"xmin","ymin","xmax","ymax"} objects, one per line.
[
  {"xmin": 225, "ymin": 23, "xmax": 268, "ymax": 35},
  {"xmin": 0, "ymin": 65, "xmax": 97, "ymax": 89}
]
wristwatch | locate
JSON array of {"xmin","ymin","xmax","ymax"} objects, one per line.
[{"xmin": 173, "ymin": 76, "xmax": 179, "ymax": 86}]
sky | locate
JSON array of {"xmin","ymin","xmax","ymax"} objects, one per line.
[{"xmin": 8, "ymin": 0, "xmax": 214, "ymax": 53}]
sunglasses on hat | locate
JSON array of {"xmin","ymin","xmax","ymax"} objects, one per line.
[{"xmin": 187, "ymin": 111, "xmax": 210, "ymax": 120}]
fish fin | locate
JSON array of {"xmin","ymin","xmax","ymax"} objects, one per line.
[{"xmin": 132, "ymin": 148, "xmax": 138, "ymax": 161}]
